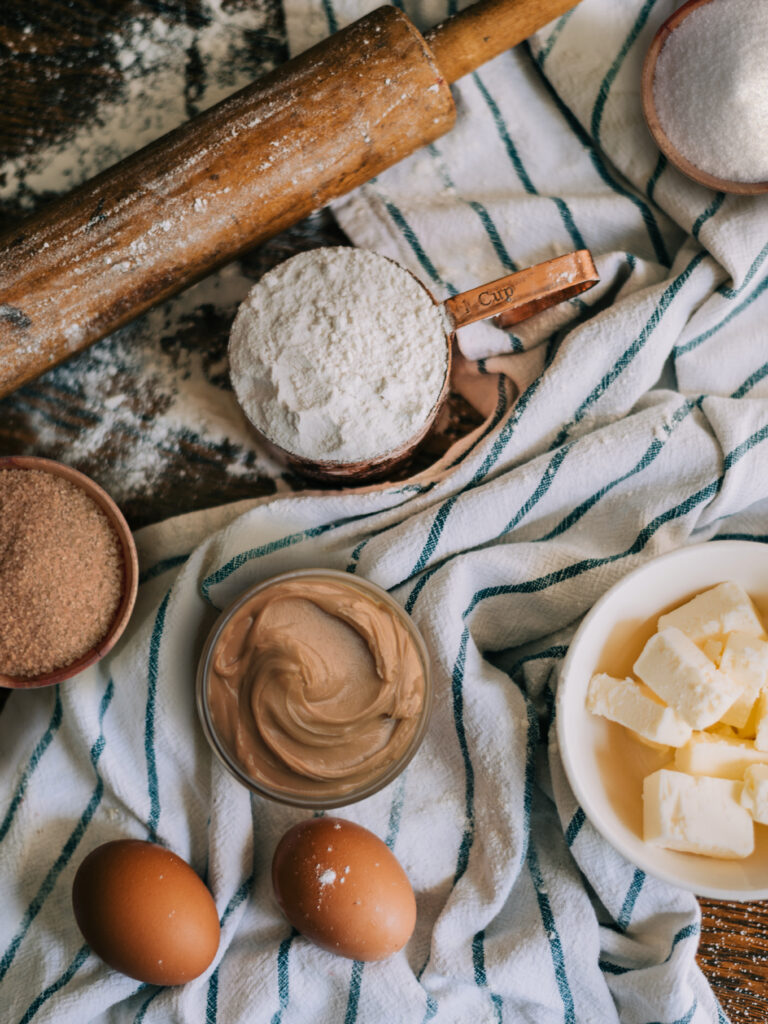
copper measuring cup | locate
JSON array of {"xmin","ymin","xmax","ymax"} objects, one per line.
[{"xmin": 245, "ymin": 248, "xmax": 598, "ymax": 483}]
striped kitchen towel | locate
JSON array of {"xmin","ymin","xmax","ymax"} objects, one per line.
[{"xmin": 2, "ymin": 0, "xmax": 768, "ymax": 1021}]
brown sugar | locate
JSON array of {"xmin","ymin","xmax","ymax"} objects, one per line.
[{"xmin": 0, "ymin": 469, "xmax": 124, "ymax": 678}]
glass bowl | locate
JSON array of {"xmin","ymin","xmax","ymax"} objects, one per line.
[{"xmin": 196, "ymin": 568, "xmax": 433, "ymax": 809}]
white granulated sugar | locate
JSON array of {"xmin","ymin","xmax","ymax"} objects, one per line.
[
  {"xmin": 653, "ymin": 0, "xmax": 768, "ymax": 183},
  {"xmin": 318, "ymin": 869, "xmax": 336, "ymax": 886},
  {"xmin": 229, "ymin": 248, "xmax": 449, "ymax": 463}
]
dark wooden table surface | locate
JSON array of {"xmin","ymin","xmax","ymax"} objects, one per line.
[{"xmin": 2, "ymin": 2, "xmax": 768, "ymax": 1019}]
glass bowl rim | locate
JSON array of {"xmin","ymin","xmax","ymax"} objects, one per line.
[{"xmin": 196, "ymin": 567, "xmax": 433, "ymax": 809}]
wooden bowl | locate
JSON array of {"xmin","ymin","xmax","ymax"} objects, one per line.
[
  {"xmin": 641, "ymin": 0, "xmax": 768, "ymax": 196},
  {"xmin": 0, "ymin": 456, "xmax": 139, "ymax": 689}
]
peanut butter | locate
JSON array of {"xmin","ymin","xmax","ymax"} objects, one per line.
[{"xmin": 205, "ymin": 576, "xmax": 427, "ymax": 801}]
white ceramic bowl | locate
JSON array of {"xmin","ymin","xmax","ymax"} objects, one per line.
[{"xmin": 557, "ymin": 540, "xmax": 768, "ymax": 900}]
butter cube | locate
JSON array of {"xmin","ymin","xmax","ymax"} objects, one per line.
[
  {"xmin": 634, "ymin": 627, "xmax": 744, "ymax": 729},
  {"xmin": 719, "ymin": 633, "xmax": 768, "ymax": 728},
  {"xmin": 674, "ymin": 731, "xmax": 768, "ymax": 779},
  {"xmin": 740, "ymin": 765, "xmax": 768, "ymax": 824},
  {"xmin": 754, "ymin": 691, "xmax": 768, "ymax": 752},
  {"xmin": 657, "ymin": 582, "xmax": 764, "ymax": 644},
  {"xmin": 701, "ymin": 638, "xmax": 723, "ymax": 665},
  {"xmin": 587, "ymin": 673, "xmax": 692, "ymax": 747},
  {"xmin": 643, "ymin": 769, "xmax": 754, "ymax": 858}
]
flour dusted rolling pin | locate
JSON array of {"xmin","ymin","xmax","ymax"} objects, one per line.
[{"xmin": 0, "ymin": 0, "xmax": 579, "ymax": 398}]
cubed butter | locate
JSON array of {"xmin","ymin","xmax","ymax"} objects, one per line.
[
  {"xmin": 740, "ymin": 764, "xmax": 768, "ymax": 824},
  {"xmin": 674, "ymin": 731, "xmax": 768, "ymax": 779},
  {"xmin": 754, "ymin": 691, "xmax": 768, "ymax": 752},
  {"xmin": 634, "ymin": 627, "xmax": 744, "ymax": 729},
  {"xmin": 643, "ymin": 768, "xmax": 754, "ymax": 858},
  {"xmin": 700, "ymin": 638, "xmax": 723, "ymax": 665},
  {"xmin": 587, "ymin": 673, "xmax": 692, "ymax": 747},
  {"xmin": 719, "ymin": 632, "xmax": 768, "ymax": 727},
  {"xmin": 657, "ymin": 581, "xmax": 764, "ymax": 644}
]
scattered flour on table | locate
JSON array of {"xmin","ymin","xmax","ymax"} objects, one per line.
[
  {"xmin": 1, "ymin": 0, "xmax": 293, "ymax": 505},
  {"xmin": 228, "ymin": 248, "xmax": 449, "ymax": 463},
  {"xmin": 27, "ymin": 261, "xmax": 285, "ymax": 500},
  {"xmin": 1, "ymin": 0, "xmax": 274, "ymax": 204}
]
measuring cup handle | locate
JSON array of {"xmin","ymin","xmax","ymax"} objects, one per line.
[{"xmin": 442, "ymin": 249, "xmax": 599, "ymax": 332}]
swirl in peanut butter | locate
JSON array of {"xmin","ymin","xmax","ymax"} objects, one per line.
[{"xmin": 206, "ymin": 577, "xmax": 426, "ymax": 798}]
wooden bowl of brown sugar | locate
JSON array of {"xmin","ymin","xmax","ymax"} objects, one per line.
[{"xmin": 0, "ymin": 457, "xmax": 138, "ymax": 689}]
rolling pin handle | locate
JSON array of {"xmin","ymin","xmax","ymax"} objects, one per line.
[{"xmin": 425, "ymin": 0, "xmax": 581, "ymax": 84}]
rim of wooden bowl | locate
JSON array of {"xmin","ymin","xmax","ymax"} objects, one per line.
[
  {"xmin": 0, "ymin": 456, "xmax": 139, "ymax": 689},
  {"xmin": 640, "ymin": 0, "xmax": 768, "ymax": 196}
]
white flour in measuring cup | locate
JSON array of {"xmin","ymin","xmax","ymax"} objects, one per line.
[{"xmin": 228, "ymin": 247, "xmax": 449, "ymax": 464}]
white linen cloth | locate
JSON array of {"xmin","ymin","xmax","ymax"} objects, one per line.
[{"xmin": 2, "ymin": 0, "xmax": 768, "ymax": 1020}]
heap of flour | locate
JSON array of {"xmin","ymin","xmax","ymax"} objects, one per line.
[{"xmin": 228, "ymin": 248, "xmax": 449, "ymax": 464}]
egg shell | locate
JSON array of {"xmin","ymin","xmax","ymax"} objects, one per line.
[
  {"xmin": 272, "ymin": 817, "xmax": 416, "ymax": 961},
  {"xmin": 72, "ymin": 839, "xmax": 220, "ymax": 985}
]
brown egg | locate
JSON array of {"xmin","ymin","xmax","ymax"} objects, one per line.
[
  {"xmin": 72, "ymin": 839, "xmax": 220, "ymax": 985},
  {"xmin": 272, "ymin": 817, "xmax": 416, "ymax": 961}
]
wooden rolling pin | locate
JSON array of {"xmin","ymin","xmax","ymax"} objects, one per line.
[{"xmin": 0, "ymin": 0, "xmax": 579, "ymax": 398}]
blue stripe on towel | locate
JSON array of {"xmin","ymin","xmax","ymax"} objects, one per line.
[
  {"xmin": 718, "ymin": 241, "xmax": 768, "ymax": 300},
  {"xmin": 134, "ymin": 987, "xmax": 161, "ymax": 1023},
  {"xmin": 732, "ymin": 360, "xmax": 768, "ymax": 399},
  {"xmin": 591, "ymin": 0, "xmax": 660, "ymax": 144},
  {"xmin": 0, "ymin": 679, "xmax": 114, "ymax": 984},
  {"xmin": 426, "ymin": 143, "xmax": 518, "ymax": 273},
  {"xmin": 599, "ymin": 959, "xmax": 631, "ymax": 975},
  {"xmin": 526, "ymin": 44, "xmax": 671, "ymax": 267},
  {"xmin": 471, "ymin": 70, "xmax": 587, "ymax": 253},
  {"xmin": 200, "ymin": 509, "xmax": 378, "ymax": 603},
  {"xmin": 565, "ymin": 807, "xmax": 586, "ymax": 848},
  {"xmin": 501, "ymin": 444, "xmax": 573, "ymax": 534},
  {"xmin": 410, "ymin": 496, "xmax": 459, "ymax": 576},
  {"xmin": 618, "ymin": 868, "xmax": 645, "ymax": 931},
  {"xmin": 692, "ymin": 193, "xmax": 725, "ymax": 241},
  {"xmin": 206, "ymin": 869, "xmax": 256, "ymax": 1020},
  {"xmin": 379, "ymin": 198, "xmax": 456, "ymax": 293},
  {"xmin": 462, "ymin": 478, "xmax": 721, "ymax": 619},
  {"xmin": 340, "ymin": 774, "xmax": 414, "ymax": 1024},
  {"xmin": 534, "ymin": 9, "xmax": 576, "ymax": 67},
  {"xmin": 553, "ymin": 250, "xmax": 706, "ymax": 447},
  {"xmin": 645, "ymin": 153, "xmax": 667, "ymax": 204},
  {"xmin": 320, "ymin": 0, "xmax": 337, "ymax": 32},
  {"xmin": 421, "ymin": 994, "xmax": 439, "ymax": 1022},
  {"xmin": 527, "ymin": 838, "xmax": 576, "ymax": 1022},
  {"xmin": 343, "ymin": 960, "xmax": 366, "ymax": 1024},
  {"xmin": 270, "ymin": 930, "xmax": 298, "ymax": 1024},
  {"xmin": 139, "ymin": 553, "xmax": 190, "ymax": 586},
  {"xmin": 507, "ymin": 645, "xmax": 568, "ymax": 682},
  {"xmin": 206, "ymin": 968, "xmax": 220, "ymax": 1024},
  {"xmin": 472, "ymin": 930, "xmax": 503, "ymax": 1023},
  {"xmin": 345, "ymin": 538, "xmax": 370, "ymax": 574},
  {"xmin": 16, "ymin": 944, "xmax": 91, "ymax": 1024},
  {"xmin": 674, "ymin": 274, "xmax": 768, "ymax": 358},
  {"xmin": 145, "ymin": 592, "xmax": 170, "ymax": 843},
  {"xmin": 452, "ymin": 627, "xmax": 475, "ymax": 886},
  {"xmin": 407, "ymin": 411, "xmax": 765, "ymax": 626},
  {"xmin": 0, "ymin": 688, "xmax": 63, "ymax": 845},
  {"xmin": 540, "ymin": 398, "xmax": 697, "ymax": 539}
]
